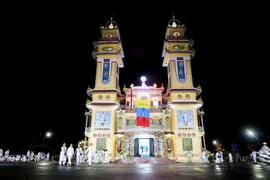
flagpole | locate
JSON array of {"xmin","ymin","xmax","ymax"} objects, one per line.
[{"xmin": 130, "ymin": 87, "xmax": 132, "ymax": 110}]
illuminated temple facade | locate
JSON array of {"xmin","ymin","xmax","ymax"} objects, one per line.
[{"xmin": 84, "ymin": 17, "xmax": 205, "ymax": 162}]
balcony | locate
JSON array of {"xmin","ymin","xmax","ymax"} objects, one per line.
[
  {"xmin": 124, "ymin": 105, "xmax": 164, "ymax": 113},
  {"xmin": 125, "ymin": 124, "xmax": 164, "ymax": 131},
  {"xmin": 167, "ymin": 36, "xmax": 188, "ymax": 41},
  {"xmin": 84, "ymin": 127, "xmax": 91, "ymax": 137},
  {"xmin": 198, "ymin": 126, "xmax": 205, "ymax": 137},
  {"xmin": 198, "ymin": 126, "xmax": 204, "ymax": 132},
  {"xmin": 98, "ymin": 37, "xmax": 119, "ymax": 41}
]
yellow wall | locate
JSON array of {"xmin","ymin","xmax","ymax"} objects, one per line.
[{"xmin": 88, "ymin": 106, "xmax": 117, "ymax": 152}]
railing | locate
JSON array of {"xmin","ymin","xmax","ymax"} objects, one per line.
[
  {"xmin": 124, "ymin": 105, "xmax": 163, "ymax": 112},
  {"xmin": 167, "ymin": 36, "xmax": 188, "ymax": 40},
  {"xmin": 98, "ymin": 37, "xmax": 119, "ymax": 41},
  {"xmin": 85, "ymin": 127, "xmax": 91, "ymax": 133},
  {"xmin": 198, "ymin": 126, "xmax": 204, "ymax": 132},
  {"xmin": 125, "ymin": 124, "xmax": 164, "ymax": 130}
]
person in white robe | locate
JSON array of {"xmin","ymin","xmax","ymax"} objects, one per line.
[
  {"xmin": 228, "ymin": 152, "xmax": 233, "ymax": 163},
  {"xmin": 201, "ymin": 149, "xmax": 209, "ymax": 163},
  {"xmin": 26, "ymin": 150, "xmax": 30, "ymax": 161},
  {"xmin": 35, "ymin": 152, "xmax": 41, "ymax": 162},
  {"xmin": 59, "ymin": 143, "xmax": 67, "ymax": 166},
  {"xmin": 30, "ymin": 151, "xmax": 34, "ymax": 161},
  {"xmin": 261, "ymin": 142, "xmax": 270, "ymax": 156},
  {"xmin": 5, "ymin": 149, "xmax": 10, "ymax": 158},
  {"xmin": 20, "ymin": 155, "xmax": 27, "ymax": 162},
  {"xmin": 104, "ymin": 149, "xmax": 108, "ymax": 163},
  {"xmin": 93, "ymin": 151, "xmax": 98, "ymax": 163},
  {"xmin": 15, "ymin": 154, "xmax": 21, "ymax": 161},
  {"xmin": 46, "ymin": 152, "xmax": 50, "ymax": 161},
  {"xmin": 215, "ymin": 151, "xmax": 221, "ymax": 163},
  {"xmin": 85, "ymin": 143, "xmax": 93, "ymax": 166},
  {"xmin": 0, "ymin": 149, "xmax": 3, "ymax": 157},
  {"xmin": 251, "ymin": 150, "xmax": 257, "ymax": 163},
  {"xmin": 0, "ymin": 154, "xmax": 4, "ymax": 162},
  {"xmin": 219, "ymin": 151, "xmax": 224, "ymax": 163},
  {"xmin": 102, "ymin": 149, "xmax": 106, "ymax": 164},
  {"xmin": 75, "ymin": 144, "xmax": 83, "ymax": 166},
  {"xmin": 67, "ymin": 143, "xmax": 74, "ymax": 166}
]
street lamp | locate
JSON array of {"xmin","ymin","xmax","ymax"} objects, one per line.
[
  {"xmin": 246, "ymin": 130, "xmax": 259, "ymax": 146},
  {"xmin": 42, "ymin": 132, "xmax": 51, "ymax": 150}
]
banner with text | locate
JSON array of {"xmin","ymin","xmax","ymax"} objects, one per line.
[{"xmin": 136, "ymin": 99, "xmax": 150, "ymax": 127}]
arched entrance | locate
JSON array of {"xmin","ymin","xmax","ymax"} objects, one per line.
[{"xmin": 133, "ymin": 134, "xmax": 155, "ymax": 157}]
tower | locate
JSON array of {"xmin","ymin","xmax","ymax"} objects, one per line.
[
  {"xmin": 86, "ymin": 17, "xmax": 124, "ymax": 157},
  {"xmin": 162, "ymin": 16, "xmax": 204, "ymax": 162}
]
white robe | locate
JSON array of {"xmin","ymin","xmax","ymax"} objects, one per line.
[
  {"xmin": 215, "ymin": 152, "xmax": 221, "ymax": 163},
  {"xmin": 5, "ymin": 150, "xmax": 9, "ymax": 158},
  {"xmin": 261, "ymin": 145, "xmax": 270, "ymax": 156},
  {"xmin": 85, "ymin": 146, "xmax": 93, "ymax": 165},
  {"xmin": 59, "ymin": 146, "xmax": 67, "ymax": 165},
  {"xmin": 46, "ymin": 153, "xmax": 50, "ymax": 161},
  {"xmin": 26, "ymin": 151, "xmax": 30, "ymax": 161},
  {"xmin": 251, "ymin": 151, "xmax": 257, "ymax": 162},
  {"xmin": 67, "ymin": 147, "xmax": 74, "ymax": 165},
  {"xmin": 75, "ymin": 147, "xmax": 83, "ymax": 165},
  {"xmin": 201, "ymin": 151, "xmax": 208, "ymax": 163},
  {"xmin": 228, "ymin": 153, "xmax": 233, "ymax": 163}
]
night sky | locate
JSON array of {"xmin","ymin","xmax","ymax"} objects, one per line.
[{"xmin": 2, "ymin": 4, "xmax": 268, "ymax": 155}]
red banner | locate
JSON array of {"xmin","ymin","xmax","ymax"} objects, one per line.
[{"xmin": 136, "ymin": 117, "xmax": 150, "ymax": 127}]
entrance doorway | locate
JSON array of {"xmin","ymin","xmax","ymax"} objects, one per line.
[{"xmin": 134, "ymin": 138, "xmax": 154, "ymax": 157}]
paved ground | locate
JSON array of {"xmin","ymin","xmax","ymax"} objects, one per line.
[{"xmin": 0, "ymin": 161, "xmax": 269, "ymax": 180}]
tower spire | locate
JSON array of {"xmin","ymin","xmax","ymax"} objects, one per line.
[{"xmin": 109, "ymin": 14, "xmax": 114, "ymax": 29}]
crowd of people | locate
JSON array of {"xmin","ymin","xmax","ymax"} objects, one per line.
[
  {"xmin": 0, "ymin": 148, "xmax": 50, "ymax": 162},
  {"xmin": 201, "ymin": 142, "xmax": 270, "ymax": 164},
  {"xmin": 58, "ymin": 143, "xmax": 109, "ymax": 166},
  {"xmin": 2, "ymin": 142, "xmax": 269, "ymax": 165}
]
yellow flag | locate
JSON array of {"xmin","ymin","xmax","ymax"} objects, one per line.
[{"xmin": 136, "ymin": 99, "xmax": 150, "ymax": 109}]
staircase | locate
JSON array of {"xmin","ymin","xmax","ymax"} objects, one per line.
[{"xmin": 124, "ymin": 157, "xmax": 175, "ymax": 164}]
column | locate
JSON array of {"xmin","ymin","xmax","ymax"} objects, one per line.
[{"xmin": 200, "ymin": 113, "xmax": 206, "ymax": 150}]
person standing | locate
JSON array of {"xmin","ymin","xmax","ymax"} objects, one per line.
[
  {"xmin": 261, "ymin": 142, "xmax": 270, "ymax": 156},
  {"xmin": 59, "ymin": 143, "xmax": 67, "ymax": 166},
  {"xmin": 201, "ymin": 149, "xmax": 209, "ymax": 163},
  {"xmin": 236, "ymin": 152, "xmax": 241, "ymax": 162},
  {"xmin": 0, "ymin": 149, "xmax": 3, "ymax": 157},
  {"xmin": 46, "ymin": 152, "xmax": 50, "ymax": 161},
  {"xmin": 85, "ymin": 143, "xmax": 93, "ymax": 166},
  {"xmin": 219, "ymin": 151, "xmax": 224, "ymax": 163},
  {"xmin": 215, "ymin": 151, "xmax": 221, "ymax": 163},
  {"xmin": 104, "ymin": 149, "xmax": 108, "ymax": 163},
  {"xmin": 67, "ymin": 143, "xmax": 74, "ymax": 166},
  {"xmin": 26, "ymin": 150, "xmax": 30, "ymax": 161},
  {"xmin": 94, "ymin": 151, "xmax": 98, "ymax": 163},
  {"xmin": 5, "ymin": 149, "xmax": 10, "ymax": 158},
  {"xmin": 251, "ymin": 149, "xmax": 257, "ymax": 163},
  {"xmin": 228, "ymin": 152, "xmax": 233, "ymax": 163},
  {"xmin": 75, "ymin": 144, "xmax": 83, "ymax": 166},
  {"xmin": 102, "ymin": 149, "xmax": 106, "ymax": 164}
]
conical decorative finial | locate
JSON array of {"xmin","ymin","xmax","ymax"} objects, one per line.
[
  {"xmin": 106, "ymin": 15, "xmax": 117, "ymax": 29},
  {"xmin": 168, "ymin": 12, "xmax": 180, "ymax": 28},
  {"xmin": 109, "ymin": 14, "xmax": 114, "ymax": 29}
]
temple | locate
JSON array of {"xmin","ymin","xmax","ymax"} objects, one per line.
[{"xmin": 84, "ymin": 16, "xmax": 205, "ymax": 162}]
